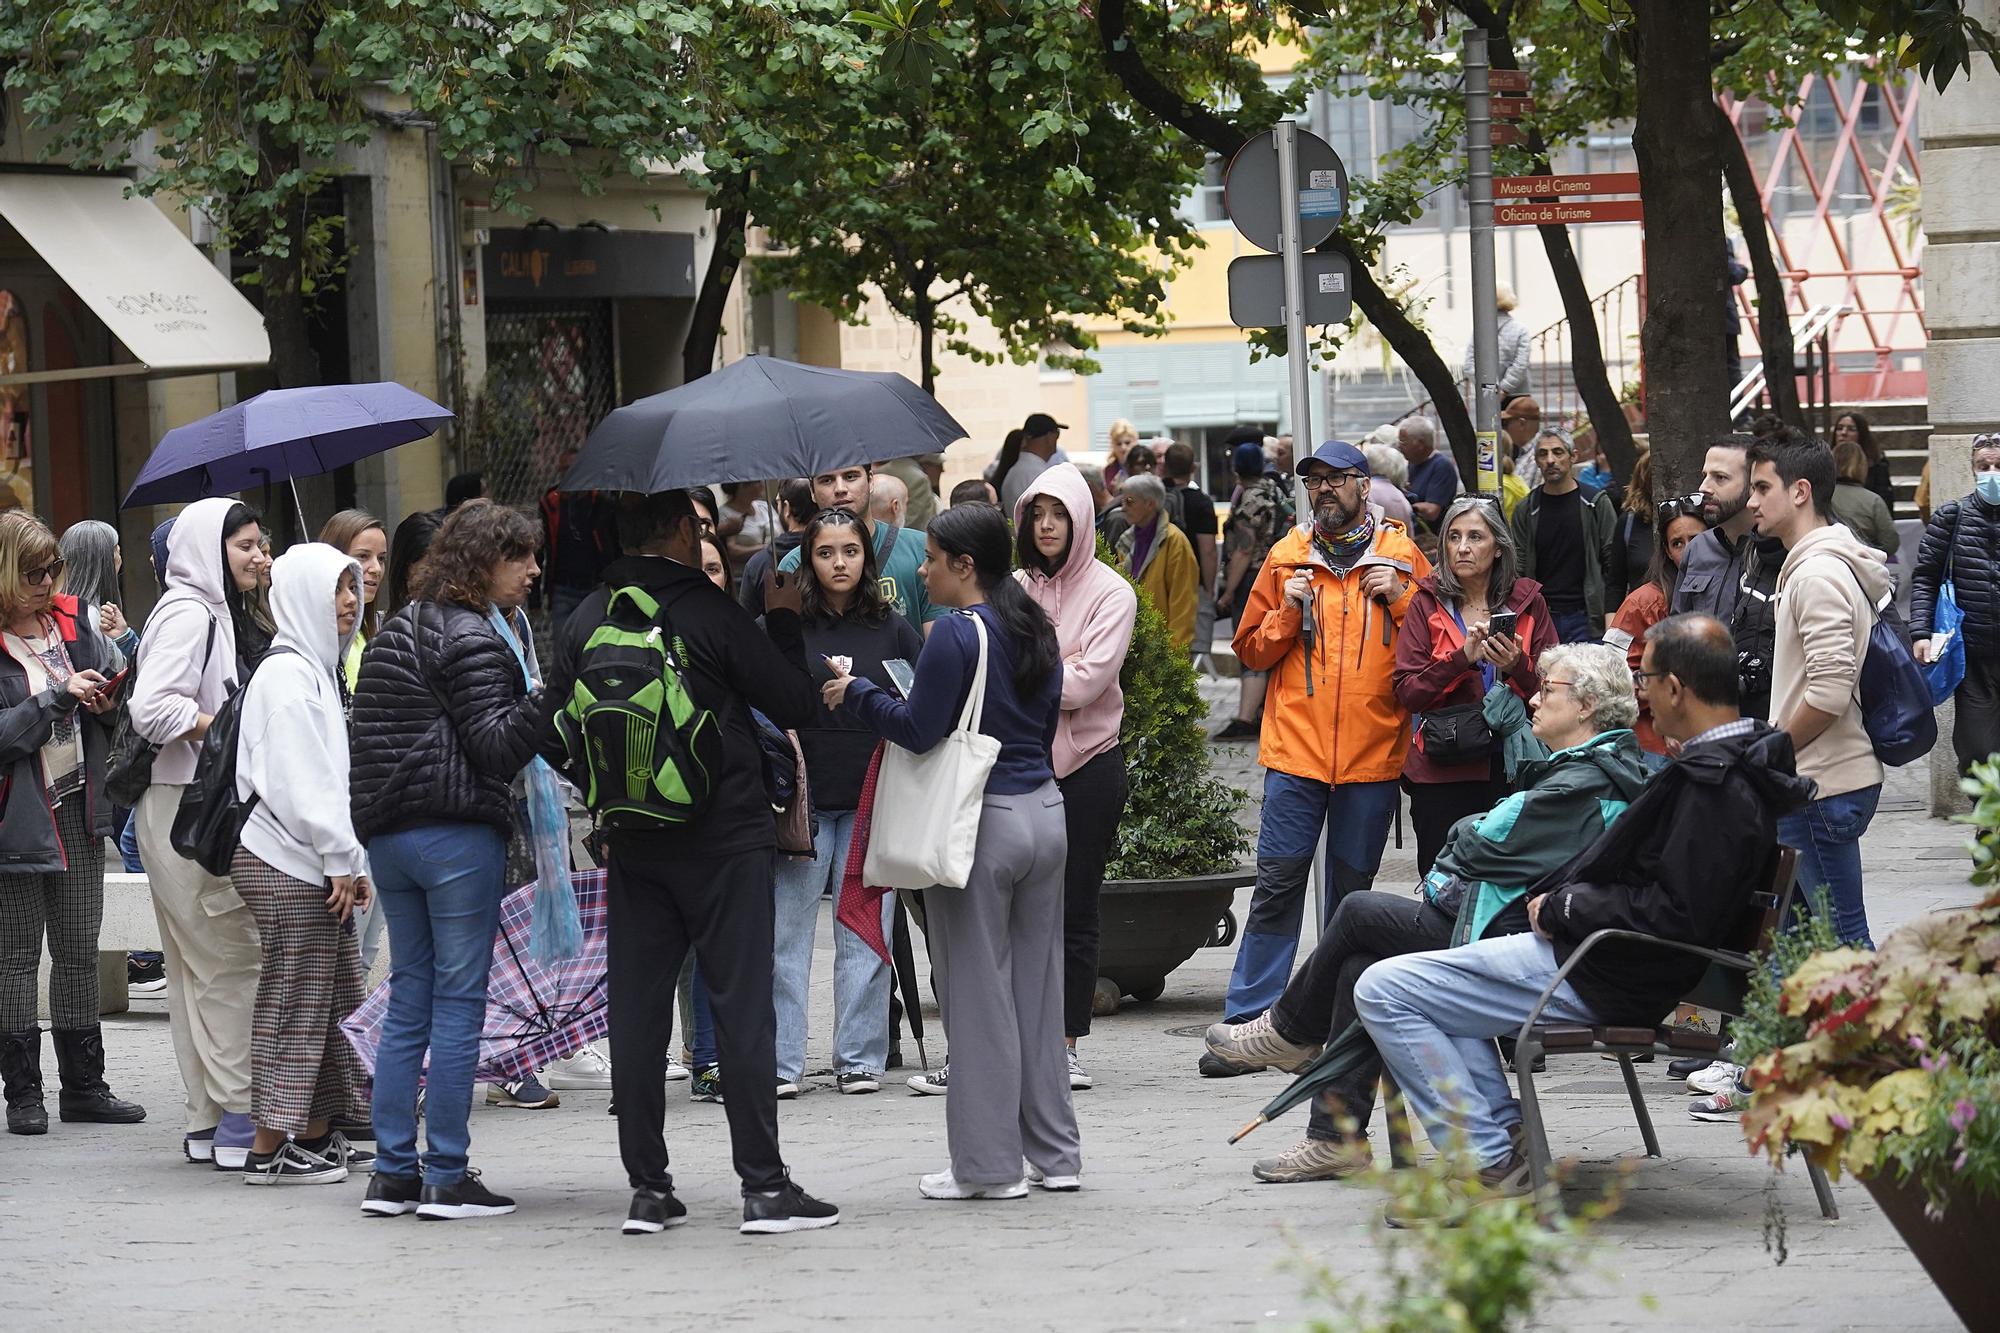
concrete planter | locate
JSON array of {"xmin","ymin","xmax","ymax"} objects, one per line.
[
  {"xmin": 1096, "ymin": 867, "xmax": 1253, "ymax": 1005},
  {"xmin": 1863, "ymin": 1170, "xmax": 1999, "ymax": 1330}
]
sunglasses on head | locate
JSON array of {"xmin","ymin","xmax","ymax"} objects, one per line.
[{"xmin": 1656, "ymin": 493, "xmax": 1705, "ymax": 521}]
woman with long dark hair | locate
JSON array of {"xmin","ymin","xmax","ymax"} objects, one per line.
[
  {"xmin": 129, "ymin": 497, "xmax": 271, "ymax": 1167},
  {"xmin": 349, "ymin": 499, "xmax": 554, "ymax": 1220},
  {"xmin": 1011, "ymin": 464, "xmax": 1136, "ymax": 1092},
  {"xmin": 824, "ymin": 502, "xmax": 1078, "ymax": 1199},
  {"xmin": 384, "ymin": 509, "xmax": 444, "ymax": 619},
  {"xmin": 1604, "ymin": 494, "xmax": 1711, "ymax": 755},
  {"xmin": 772, "ymin": 509, "xmax": 921, "ymax": 1097},
  {"xmin": 988, "ymin": 428, "xmax": 1026, "ymax": 500},
  {"xmin": 317, "ymin": 509, "xmax": 389, "ymax": 691},
  {"xmin": 0, "ymin": 511, "xmax": 145, "ymax": 1135},
  {"xmin": 1833, "ymin": 410, "xmax": 1896, "ymax": 511}
]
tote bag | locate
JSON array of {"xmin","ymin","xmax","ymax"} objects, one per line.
[{"xmin": 862, "ymin": 614, "xmax": 1001, "ymax": 890}]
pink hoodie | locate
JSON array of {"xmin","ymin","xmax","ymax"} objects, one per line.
[{"xmin": 1013, "ymin": 463, "xmax": 1138, "ymax": 778}]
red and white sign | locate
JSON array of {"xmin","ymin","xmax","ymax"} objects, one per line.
[
  {"xmin": 1490, "ymin": 96, "xmax": 1536, "ymax": 119},
  {"xmin": 1489, "ymin": 124, "xmax": 1526, "ymax": 147},
  {"xmin": 1494, "ymin": 172, "xmax": 1641, "ymax": 200},
  {"xmin": 1497, "ymin": 199, "xmax": 1644, "ymax": 226},
  {"xmin": 1489, "ymin": 69, "xmax": 1531, "ymax": 93}
]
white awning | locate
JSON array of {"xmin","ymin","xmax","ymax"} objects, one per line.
[{"xmin": 0, "ymin": 173, "xmax": 270, "ymax": 387}]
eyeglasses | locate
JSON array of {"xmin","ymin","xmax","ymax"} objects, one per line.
[
  {"xmin": 1538, "ymin": 678, "xmax": 1578, "ymax": 693},
  {"xmin": 1302, "ymin": 471, "xmax": 1364, "ymax": 493},
  {"xmin": 22, "ymin": 558, "xmax": 65, "ymax": 587},
  {"xmin": 1629, "ymin": 669, "xmax": 1665, "ymax": 687},
  {"xmin": 1656, "ymin": 493, "xmax": 1706, "ymax": 521}
]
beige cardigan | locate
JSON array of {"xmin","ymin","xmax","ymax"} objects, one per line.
[{"xmin": 1770, "ymin": 523, "xmax": 1893, "ymax": 800}]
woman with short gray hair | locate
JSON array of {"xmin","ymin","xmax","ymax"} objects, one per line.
[
  {"xmin": 1392, "ymin": 496, "xmax": 1559, "ymax": 873},
  {"xmin": 1532, "ymin": 643, "xmax": 1639, "ymax": 733},
  {"xmin": 1361, "ymin": 443, "xmax": 1414, "ymax": 529}
]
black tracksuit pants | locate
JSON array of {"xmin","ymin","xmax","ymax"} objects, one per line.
[
  {"xmin": 605, "ymin": 841, "xmax": 785, "ymax": 1195},
  {"xmin": 1059, "ymin": 745, "xmax": 1130, "ymax": 1039}
]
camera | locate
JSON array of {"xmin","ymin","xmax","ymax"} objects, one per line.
[{"xmin": 1736, "ymin": 648, "xmax": 1771, "ymax": 701}]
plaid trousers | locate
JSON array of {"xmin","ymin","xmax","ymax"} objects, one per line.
[
  {"xmin": 231, "ymin": 849, "xmax": 367, "ymax": 1135},
  {"xmin": 0, "ymin": 798, "xmax": 104, "ymax": 1031}
]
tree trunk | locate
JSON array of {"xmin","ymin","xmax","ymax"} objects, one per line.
[
  {"xmin": 1716, "ymin": 101, "xmax": 1801, "ymax": 429},
  {"xmin": 1094, "ymin": 0, "xmax": 1470, "ymax": 468},
  {"xmin": 252, "ymin": 137, "xmax": 320, "ymax": 388},
  {"xmin": 914, "ymin": 286, "xmax": 938, "ymax": 395},
  {"xmin": 683, "ymin": 194, "xmax": 748, "ymax": 384},
  {"xmin": 1630, "ymin": 0, "xmax": 1731, "ymax": 496}
]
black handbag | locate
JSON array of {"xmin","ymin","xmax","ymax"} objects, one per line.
[
  {"xmin": 105, "ymin": 616, "xmax": 216, "ymax": 807},
  {"xmin": 1417, "ymin": 703, "xmax": 1495, "ymax": 766}
]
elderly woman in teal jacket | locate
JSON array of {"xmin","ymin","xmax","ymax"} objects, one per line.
[{"xmin": 1202, "ymin": 642, "xmax": 1650, "ymax": 1182}]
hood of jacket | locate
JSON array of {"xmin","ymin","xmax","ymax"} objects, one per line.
[
  {"xmin": 1513, "ymin": 727, "xmax": 1651, "ymax": 801},
  {"xmin": 1775, "ymin": 521, "xmax": 1892, "ymax": 606},
  {"xmin": 150, "ymin": 518, "xmax": 176, "ymax": 591},
  {"xmin": 1014, "ymin": 462, "xmax": 1098, "ymax": 583},
  {"xmin": 1676, "ymin": 719, "xmax": 1815, "ymax": 813},
  {"xmin": 270, "ymin": 542, "xmax": 362, "ymax": 675},
  {"xmin": 163, "ymin": 496, "xmax": 242, "ymax": 610}
]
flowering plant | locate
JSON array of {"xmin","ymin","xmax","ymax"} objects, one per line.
[{"xmin": 1740, "ymin": 761, "xmax": 2000, "ymax": 1213}]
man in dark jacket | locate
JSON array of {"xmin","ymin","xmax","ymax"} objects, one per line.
[
  {"xmin": 543, "ymin": 488, "xmax": 839, "ymax": 1237},
  {"xmin": 1508, "ymin": 428, "xmax": 1618, "ymax": 641},
  {"xmin": 1354, "ymin": 614, "xmax": 1812, "ymax": 1209},
  {"xmin": 737, "ymin": 477, "xmax": 815, "ymax": 616},
  {"xmin": 1672, "ymin": 434, "xmax": 1786, "ymax": 720},
  {"xmin": 1911, "ymin": 433, "xmax": 2000, "ymax": 775}
]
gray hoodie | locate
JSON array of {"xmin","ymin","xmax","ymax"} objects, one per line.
[
  {"xmin": 130, "ymin": 497, "xmax": 244, "ymax": 786},
  {"xmin": 234, "ymin": 543, "xmax": 366, "ymax": 886}
]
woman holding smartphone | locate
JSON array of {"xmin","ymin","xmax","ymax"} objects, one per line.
[
  {"xmin": 770, "ymin": 509, "xmax": 921, "ymax": 1096},
  {"xmin": 1393, "ymin": 497, "xmax": 1556, "ymax": 875}
]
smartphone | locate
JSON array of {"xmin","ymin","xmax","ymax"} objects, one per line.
[
  {"xmin": 883, "ymin": 658, "xmax": 916, "ymax": 699},
  {"xmin": 94, "ymin": 666, "xmax": 131, "ymax": 702},
  {"xmin": 1485, "ymin": 610, "xmax": 1520, "ymax": 639}
]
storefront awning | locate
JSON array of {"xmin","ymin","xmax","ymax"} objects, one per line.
[{"xmin": 0, "ymin": 173, "xmax": 270, "ymax": 387}]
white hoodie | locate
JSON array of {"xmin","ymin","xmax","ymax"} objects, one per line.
[
  {"xmin": 130, "ymin": 496, "xmax": 246, "ymax": 786},
  {"xmin": 235, "ymin": 543, "xmax": 366, "ymax": 885}
]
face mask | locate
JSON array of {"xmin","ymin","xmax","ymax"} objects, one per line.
[{"xmin": 1977, "ymin": 472, "xmax": 2000, "ymax": 506}]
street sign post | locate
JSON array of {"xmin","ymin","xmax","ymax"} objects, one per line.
[
  {"xmin": 1226, "ymin": 253, "xmax": 1353, "ymax": 328},
  {"xmin": 1464, "ymin": 28, "xmax": 1502, "ymax": 497},
  {"xmin": 1496, "ymin": 199, "xmax": 1644, "ymax": 226}
]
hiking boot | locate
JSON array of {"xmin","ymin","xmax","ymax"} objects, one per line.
[
  {"xmin": 1203, "ymin": 1013, "xmax": 1322, "ymax": 1074},
  {"xmin": 1252, "ymin": 1136, "xmax": 1373, "ymax": 1183},
  {"xmin": 1385, "ymin": 1151, "xmax": 1534, "ymax": 1228}
]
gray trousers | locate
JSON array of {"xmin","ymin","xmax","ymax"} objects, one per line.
[{"xmin": 926, "ymin": 781, "xmax": 1081, "ymax": 1186}]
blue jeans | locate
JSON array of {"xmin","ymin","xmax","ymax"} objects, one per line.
[
  {"xmin": 118, "ymin": 807, "xmax": 144, "ymax": 873},
  {"xmin": 1225, "ymin": 772, "xmax": 1399, "ymax": 1021},
  {"xmin": 1355, "ymin": 932, "xmax": 1596, "ymax": 1168},
  {"xmin": 367, "ymin": 822, "xmax": 508, "ymax": 1186},
  {"xmin": 1779, "ymin": 784, "xmax": 1881, "ymax": 949},
  {"xmin": 691, "ymin": 962, "xmax": 717, "ymax": 1069},
  {"xmin": 1552, "ymin": 609, "xmax": 1595, "ymax": 644},
  {"xmin": 772, "ymin": 810, "xmax": 894, "ymax": 1080}
]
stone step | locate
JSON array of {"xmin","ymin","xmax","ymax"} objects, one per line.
[{"xmin": 1834, "ymin": 399, "xmax": 1928, "ymax": 428}]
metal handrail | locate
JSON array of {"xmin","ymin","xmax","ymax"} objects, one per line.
[{"xmin": 1728, "ymin": 302, "xmax": 1851, "ymax": 421}]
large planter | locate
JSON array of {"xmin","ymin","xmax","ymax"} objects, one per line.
[
  {"xmin": 1863, "ymin": 1171, "xmax": 2000, "ymax": 1329},
  {"xmin": 1097, "ymin": 867, "xmax": 1254, "ymax": 1003}
]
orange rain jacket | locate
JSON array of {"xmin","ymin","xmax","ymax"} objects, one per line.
[{"xmin": 1232, "ymin": 520, "xmax": 1431, "ymax": 785}]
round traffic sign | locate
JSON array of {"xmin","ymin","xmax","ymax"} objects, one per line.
[{"xmin": 1222, "ymin": 128, "xmax": 1349, "ymax": 254}]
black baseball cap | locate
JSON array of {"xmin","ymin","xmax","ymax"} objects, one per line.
[{"xmin": 1024, "ymin": 412, "xmax": 1067, "ymax": 437}]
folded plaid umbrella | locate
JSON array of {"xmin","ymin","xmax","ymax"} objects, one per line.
[{"xmin": 341, "ymin": 869, "xmax": 610, "ymax": 1084}]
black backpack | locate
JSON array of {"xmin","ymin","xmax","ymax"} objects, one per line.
[{"xmin": 170, "ymin": 647, "xmax": 293, "ymax": 876}]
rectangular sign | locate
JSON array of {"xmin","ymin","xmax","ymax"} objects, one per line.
[
  {"xmin": 1490, "ymin": 96, "xmax": 1536, "ymax": 118},
  {"xmin": 1489, "ymin": 124, "xmax": 1526, "ymax": 147},
  {"xmin": 483, "ymin": 227, "xmax": 697, "ymax": 302},
  {"xmin": 1227, "ymin": 253, "xmax": 1354, "ymax": 329},
  {"xmin": 1494, "ymin": 172, "xmax": 1642, "ymax": 200},
  {"xmin": 1297, "ymin": 187, "xmax": 1344, "ymax": 219},
  {"xmin": 1488, "ymin": 69, "xmax": 1531, "ymax": 93},
  {"xmin": 1496, "ymin": 199, "xmax": 1645, "ymax": 226}
]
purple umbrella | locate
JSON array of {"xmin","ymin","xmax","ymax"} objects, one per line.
[
  {"xmin": 122, "ymin": 382, "xmax": 453, "ymax": 508},
  {"xmin": 341, "ymin": 869, "xmax": 609, "ymax": 1085}
]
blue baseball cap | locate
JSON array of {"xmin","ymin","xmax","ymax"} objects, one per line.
[
  {"xmin": 1297, "ymin": 440, "xmax": 1370, "ymax": 477},
  {"xmin": 1231, "ymin": 441, "xmax": 1268, "ymax": 476}
]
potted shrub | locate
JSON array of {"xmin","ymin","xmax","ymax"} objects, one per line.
[
  {"xmin": 1738, "ymin": 759, "xmax": 2000, "ymax": 1327},
  {"xmin": 1096, "ymin": 565, "xmax": 1251, "ymax": 1004}
]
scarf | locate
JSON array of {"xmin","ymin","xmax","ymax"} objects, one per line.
[{"xmin": 1312, "ymin": 510, "xmax": 1375, "ymax": 566}]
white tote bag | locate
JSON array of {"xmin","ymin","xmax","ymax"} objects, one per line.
[{"xmin": 862, "ymin": 614, "xmax": 1002, "ymax": 890}]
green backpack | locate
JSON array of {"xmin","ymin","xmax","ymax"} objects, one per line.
[{"xmin": 558, "ymin": 585, "xmax": 722, "ymax": 830}]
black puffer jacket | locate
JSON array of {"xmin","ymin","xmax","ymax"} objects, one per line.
[
  {"xmin": 1911, "ymin": 494, "xmax": 2000, "ymax": 654},
  {"xmin": 350, "ymin": 599, "xmax": 555, "ymax": 841}
]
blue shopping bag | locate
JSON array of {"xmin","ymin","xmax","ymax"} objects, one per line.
[{"xmin": 1926, "ymin": 580, "xmax": 1966, "ymax": 707}]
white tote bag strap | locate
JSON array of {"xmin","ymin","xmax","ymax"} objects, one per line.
[{"xmin": 957, "ymin": 611, "xmax": 989, "ymax": 735}]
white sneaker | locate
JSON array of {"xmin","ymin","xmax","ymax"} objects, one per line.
[
  {"xmin": 776, "ymin": 1081, "xmax": 802, "ymax": 1100},
  {"xmin": 1027, "ymin": 1164, "xmax": 1082, "ymax": 1192},
  {"xmin": 906, "ymin": 1065, "xmax": 949, "ymax": 1096},
  {"xmin": 919, "ymin": 1169, "xmax": 1027, "ymax": 1200},
  {"xmin": 664, "ymin": 1058, "xmax": 691, "ymax": 1083},
  {"xmin": 1066, "ymin": 1046, "xmax": 1093, "ymax": 1091},
  {"xmin": 1687, "ymin": 1062, "xmax": 1743, "ymax": 1096},
  {"xmin": 544, "ymin": 1045, "xmax": 613, "ymax": 1090}
]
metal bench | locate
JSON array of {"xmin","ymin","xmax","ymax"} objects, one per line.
[{"xmin": 1509, "ymin": 847, "xmax": 1840, "ymax": 1221}]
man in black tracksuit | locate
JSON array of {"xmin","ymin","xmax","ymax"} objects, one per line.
[{"xmin": 544, "ymin": 489, "xmax": 839, "ymax": 1236}]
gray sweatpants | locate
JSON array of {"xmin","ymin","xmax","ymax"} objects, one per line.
[{"xmin": 926, "ymin": 780, "xmax": 1081, "ymax": 1186}]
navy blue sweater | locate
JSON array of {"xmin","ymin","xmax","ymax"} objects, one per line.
[{"xmin": 844, "ymin": 605, "xmax": 1060, "ymax": 794}]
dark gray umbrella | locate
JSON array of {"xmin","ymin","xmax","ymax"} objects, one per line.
[{"xmin": 557, "ymin": 355, "xmax": 967, "ymax": 493}]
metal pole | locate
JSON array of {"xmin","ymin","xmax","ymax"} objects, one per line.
[
  {"xmin": 1465, "ymin": 28, "xmax": 1502, "ymax": 496},
  {"xmin": 1277, "ymin": 120, "xmax": 1314, "ymax": 498}
]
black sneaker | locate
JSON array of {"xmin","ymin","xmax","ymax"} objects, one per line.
[
  {"xmin": 690, "ymin": 1065, "xmax": 723, "ymax": 1103},
  {"xmin": 361, "ymin": 1172, "xmax": 422, "ymax": 1217},
  {"xmin": 1210, "ymin": 718, "xmax": 1260, "ymax": 743},
  {"xmin": 623, "ymin": 1186, "xmax": 689, "ymax": 1235},
  {"xmin": 740, "ymin": 1180, "xmax": 840, "ymax": 1235},
  {"xmin": 243, "ymin": 1140, "xmax": 348, "ymax": 1186},
  {"xmin": 308, "ymin": 1131, "xmax": 376, "ymax": 1174},
  {"xmin": 836, "ymin": 1071, "xmax": 881, "ymax": 1095},
  {"xmin": 330, "ymin": 1114, "xmax": 375, "ymax": 1141},
  {"xmin": 1198, "ymin": 1051, "xmax": 1250, "ymax": 1078},
  {"xmin": 416, "ymin": 1168, "xmax": 517, "ymax": 1220},
  {"xmin": 1668, "ymin": 1055, "xmax": 1711, "ymax": 1080}
]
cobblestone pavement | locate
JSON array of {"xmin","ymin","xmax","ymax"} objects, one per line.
[{"xmin": 0, "ymin": 681, "xmax": 1973, "ymax": 1330}]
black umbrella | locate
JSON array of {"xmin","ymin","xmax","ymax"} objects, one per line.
[
  {"xmin": 1228, "ymin": 1020, "xmax": 1379, "ymax": 1143},
  {"xmin": 558, "ymin": 355, "xmax": 967, "ymax": 493}
]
